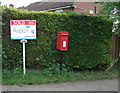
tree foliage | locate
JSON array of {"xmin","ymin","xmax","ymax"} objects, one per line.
[
  {"xmin": 100, "ymin": 2, "xmax": 120, "ymax": 15},
  {"xmin": 100, "ymin": 2, "xmax": 120, "ymax": 34}
]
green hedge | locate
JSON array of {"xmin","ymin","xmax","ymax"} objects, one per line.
[{"xmin": 2, "ymin": 7, "xmax": 113, "ymax": 70}]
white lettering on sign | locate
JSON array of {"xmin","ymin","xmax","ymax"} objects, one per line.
[
  {"xmin": 13, "ymin": 20, "xmax": 25, "ymax": 25},
  {"xmin": 63, "ymin": 41, "xmax": 66, "ymax": 47}
]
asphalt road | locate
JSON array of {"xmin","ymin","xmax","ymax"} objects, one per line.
[{"xmin": 2, "ymin": 79, "xmax": 118, "ymax": 91}]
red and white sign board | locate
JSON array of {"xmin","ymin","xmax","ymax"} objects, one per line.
[{"xmin": 10, "ymin": 20, "xmax": 36, "ymax": 40}]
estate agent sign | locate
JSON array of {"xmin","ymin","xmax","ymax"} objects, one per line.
[
  {"xmin": 10, "ymin": 20, "xmax": 36, "ymax": 40},
  {"xmin": 10, "ymin": 20, "xmax": 36, "ymax": 75}
]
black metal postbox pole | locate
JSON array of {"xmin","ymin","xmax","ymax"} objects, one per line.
[{"xmin": 60, "ymin": 51, "xmax": 63, "ymax": 71}]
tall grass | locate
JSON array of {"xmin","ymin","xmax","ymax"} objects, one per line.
[{"xmin": 2, "ymin": 65, "xmax": 118, "ymax": 85}]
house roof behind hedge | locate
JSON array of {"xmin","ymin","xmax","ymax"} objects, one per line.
[{"xmin": 26, "ymin": 2, "xmax": 74, "ymax": 11}]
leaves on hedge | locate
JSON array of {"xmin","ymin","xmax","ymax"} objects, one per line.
[{"xmin": 2, "ymin": 7, "xmax": 113, "ymax": 70}]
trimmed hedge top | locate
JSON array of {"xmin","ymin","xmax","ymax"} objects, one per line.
[{"xmin": 2, "ymin": 7, "xmax": 113, "ymax": 70}]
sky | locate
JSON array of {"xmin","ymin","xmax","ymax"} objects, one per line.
[
  {"xmin": 1, "ymin": 0, "xmax": 42, "ymax": 8},
  {"xmin": 1, "ymin": 0, "xmax": 119, "ymax": 8}
]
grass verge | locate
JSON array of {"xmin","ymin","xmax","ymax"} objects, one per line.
[{"xmin": 2, "ymin": 65, "xmax": 118, "ymax": 85}]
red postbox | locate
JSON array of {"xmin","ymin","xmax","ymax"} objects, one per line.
[{"xmin": 56, "ymin": 32, "xmax": 68, "ymax": 51}]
